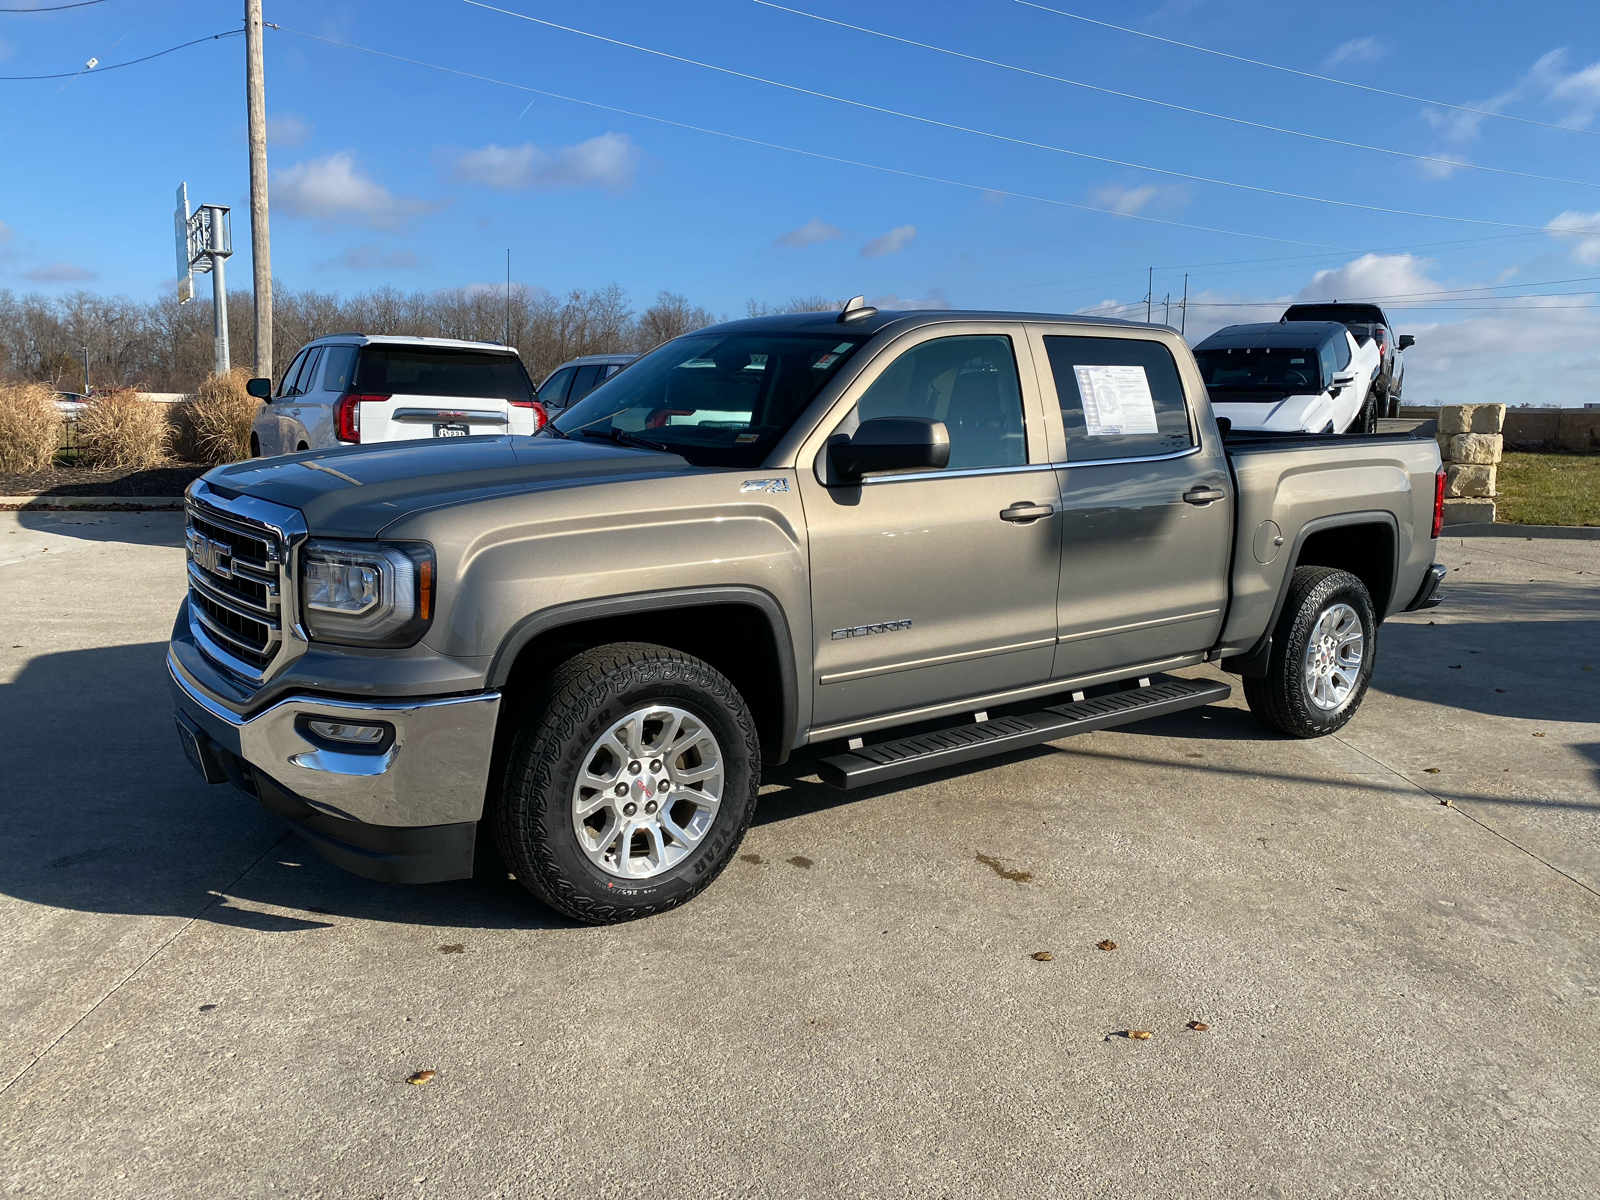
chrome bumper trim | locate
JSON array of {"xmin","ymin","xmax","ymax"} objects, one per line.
[{"xmin": 168, "ymin": 651, "xmax": 502, "ymax": 828}]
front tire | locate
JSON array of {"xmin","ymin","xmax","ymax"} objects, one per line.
[
  {"xmin": 1349, "ymin": 390, "xmax": 1378, "ymax": 435},
  {"xmin": 1244, "ymin": 567, "xmax": 1376, "ymax": 738},
  {"xmin": 493, "ymin": 642, "xmax": 761, "ymax": 924}
]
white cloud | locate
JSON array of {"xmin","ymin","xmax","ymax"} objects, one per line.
[
  {"xmin": 267, "ymin": 113, "xmax": 313, "ymax": 149},
  {"xmin": 1548, "ymin": 57, "xmax": 1600, "ymax": 128},
  {"xmin": 867, "ymin": 288, "xmax": 951, "ymax": 310},
  {"xmin": 320, "ymin": 244, "xmax": 421, "ymax": 271},
  {"xmin": 273, "ymin": 153, "xmax": 444, "ymax": 230},
  {"xmin": 776, "ymin": 217, "xmax": 842, "ymax": 249},
  {"xmin": 445, "ymin": 133, "xmax": 640, "ymax": 193},
  {"xmin": 1416, "ymin": 152, "xmax": 1471, "ymax": 180},
  {"xmin": 1424, "ymin": 48, "xmax": 1600, "ymax": 144},
  {"xmin": 1545, "ymin": 209, "xmax": 1600, "ymax": 263},
  {"xmin": 23, "ymin": 261, "xmax": 96, "ymax": 283},
  {"xmin": 1085, "ymin": 182, "xmax": 1188, "ymax": 216},
  {"xmin": 1328, "ymin": 37, "xmax": 1385, "ymax": 66},
  {"xmin": 860, "ymin": 224, "xmax": 916, "ymax": 258},
  {"xmin": 1297, "ymin": 253, "xmax": 1442, "ymax": 304}
]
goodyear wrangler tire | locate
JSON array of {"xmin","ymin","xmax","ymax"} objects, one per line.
[
  {"xmin": 493, "ymin": 642, "xmax": 761, "ymax": 924},
  {"xmin": 1244, "ymin": 567, "xmax": 1376, "ymax": 739}
]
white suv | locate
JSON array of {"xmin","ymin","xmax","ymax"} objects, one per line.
[{"xmin": 248, "ymin": 335, "xmax": 545, "ymax": 457}]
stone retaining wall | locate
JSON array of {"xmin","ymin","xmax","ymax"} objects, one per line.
[
  {"xmin": 1403, "ymin": 405, "xmax": 1600, "ymax": 452},
  {"xmin": 1437, "ymin": 404, "xmax": 1504, "ymax": 525}
]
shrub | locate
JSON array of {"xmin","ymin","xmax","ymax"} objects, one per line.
[
  {"xmin": 77, "ymin": 388, "xmax": 171, "ymax": 469},
  {"xmin": 0, "ymin": 382, "xmax": 65, "ymax": 473},
  {"xmin": 185, "ymin": 369, "xmax": 260, "ymax": 465}
]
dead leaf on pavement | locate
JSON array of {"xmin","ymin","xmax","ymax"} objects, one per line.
[
  {"xmin": 1126, "ymin": 1030, "xmax": 1153, "ymax": 1040},
  {"xmin": 1440, "ymin": 798, "xmax": 1453, "ymax": 807},
  {"xmin": 1096, "ymin": 939, "xmax": 1118, "ymax": 951},
  {"xmin": 1423, "ymin": 768, "xmax": 1441, "ymax": 774},
  {"xmin": 1031, "ymin": 951, "xmax": 1054, "ymax": 962},
  {"xmin": 406, "ymin": 1070, "xmax": 436, "ymax": 1086},
  {"xmin": 1187, "ymin": 1021, "xmax": 1209, "ymax": 1032},
  {"xmin": 1533, "ymin": 732, "xmax": 1546, "ymax": 738}
]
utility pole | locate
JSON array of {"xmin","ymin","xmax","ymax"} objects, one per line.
[
  {"xmin": 505, "ymin": 249, "xmax": 511, "ymax": 346},
  {"xmin": 1181, "ymin": 273, "xmax": 1189, "ymax": 336},
  {"xmin": 1146, "ymin": 266, "xmax": 1153, "ymax": 324},
  {"xmin": 246, "ymin": 0, "xmax": 272, "ymax": 382},
  {"xmin": 1163, "ymin": 294, "xmax": 1171, "ymax": 325}
]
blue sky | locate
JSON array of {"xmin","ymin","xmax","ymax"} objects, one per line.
[{"xmin": 3, "ymin": 0, "xmax": 1600, "ymax": 403}]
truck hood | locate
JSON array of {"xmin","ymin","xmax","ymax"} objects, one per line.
[
  {"xmin": 200, "ymin": 434, "xmax": 700, "ymax": 538},
  {"xmin": 1211, "ymin": 391, "xmax": 1336, "ymax": 434}
]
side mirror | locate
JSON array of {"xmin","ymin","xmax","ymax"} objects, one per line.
[
  {"xmin": 830, "ymin": 417, "xmax": 951, "ymax": 481},
  {"xmin": 1397, "ymin": 334, "xmax": 1415, "ymax": 351},
  {"xmin": 246, "ymin": 377, "xmax": 273, "ymax": 400}
]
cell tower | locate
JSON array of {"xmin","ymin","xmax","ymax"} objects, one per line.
[{"xmin": 174, "ymin": 182, "xmax": 234, "ymax": 375}]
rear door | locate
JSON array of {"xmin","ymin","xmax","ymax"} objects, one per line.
[
  {"xmin": 354, "ymin": 346, "xmax": 535, "ymax": 442},
  {"xmin": 1026, "ymin": 326, "xmax": 1232, "ymax": 681},
  {"xmin": 796, "ymin": 324, "xmax": 1063, "ymax": 731}
]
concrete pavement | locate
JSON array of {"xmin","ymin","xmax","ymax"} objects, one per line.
[{"xmin": 1, "ymin": 512, "xmax": 1596, "ymax": 1198}]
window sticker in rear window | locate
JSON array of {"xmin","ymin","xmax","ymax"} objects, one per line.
[{"xmin": 1073, "ymin": 365, "xmax": 1160, "ymax": 437}]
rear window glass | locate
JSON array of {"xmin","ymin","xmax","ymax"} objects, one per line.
[
  {"xmin": 355, "ymin": 347, "xmax": 533, "ymax": 401},
  {"xmin": 320, "ymin": 346, "xmax": 358, "ymax": 393},
  {"xmin": 1043, "ymin": 336, "xmax": 1193, "ymax": 462}
]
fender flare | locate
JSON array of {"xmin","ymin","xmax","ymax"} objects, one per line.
[
  {"xmin": 1223, "ymin": 509, "xmax": 1399, "ymax": 678},
  {"xmin": 486, "ymin": 585, "xmax": 799, "ymax": 761}
]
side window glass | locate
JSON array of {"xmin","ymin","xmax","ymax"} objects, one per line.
[
  {"xmin": 1336, "ymin": 336, "xmax": 1352, "ymax": 370},
  {"xmin": 570, "ymin": 364, "xmax": 604, "ymax": 402},
  {"xmin": 540, "ymin": 367, "xmax": 576, "ymax": 405},
  {"xmin": 1319, "ymin": 341, "xmax": 1338, "ymax": 385},
  {"xmin": 1043, "ymin": 335, "xmax": 1193, "ymax": 462},
  {"xmin": 320, "ymin": 346, "xmax": 357, "ymax": 394},
  {"xmin": 276, "ymin": 350, "xmax": 308, "ymax": 399},
  {"xmin": 853, "ymin": 335, "xmax": 1026, "ymax": 470},
  {"xmin": 294, "ymin": 347, "xmax": 324, "ymax": 397}
]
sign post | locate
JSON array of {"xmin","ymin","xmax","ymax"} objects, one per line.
[{"xmin": 174, "ymin": 185, "xmax": 234, "ymax": 374}]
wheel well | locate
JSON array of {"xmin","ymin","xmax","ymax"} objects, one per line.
[
  {"xmin": 494, "ymin": 603, "xmax": 790, "ymax": 766},
  {"xmin": 1295, "ymin": 522, "xmax": 1395, "ymax": 615},
  {"xmin": 249, "ymin": 433, "xmax": 260, "ymax": 457}
]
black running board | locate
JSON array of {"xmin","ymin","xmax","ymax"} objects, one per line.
[{"xmin": 816, "ymin": 674, "xmax": 1232, "ymax": 790}]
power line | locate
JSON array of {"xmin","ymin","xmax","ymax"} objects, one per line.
[
  {"xmin": 0, "ymin": 28, "xmax": 239, "ymax": 79},
  {"xmin": 0, "ymin": 0, "xmax": 111, "ymax": 10},
  {"xmin": 272, "ymin": 24, "xmax": 1353, "ymax": 250},
  {"xmin": 462, "ymin": 1, "xmax": 1560, "ymax": 232},
  {"xmin": 752, "ymin": 0, "xmax": 1600, "ymax": 191},
  {"xmin": 1014, "ymin": 0, "xmax": 1598, "ymax": 139}
]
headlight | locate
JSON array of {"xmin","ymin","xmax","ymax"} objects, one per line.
[{"xmin": 300, "ymin": 540, "xmax": 434, "ymax": 647}]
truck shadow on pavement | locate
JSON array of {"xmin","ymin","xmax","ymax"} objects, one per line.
[
  {"xmin": 0, "ymin": 641, "xmax": 578, "ymax": 932},
  {"xmin": 13, "ymin": 509, "xmax": 187, "ymax": 549}
]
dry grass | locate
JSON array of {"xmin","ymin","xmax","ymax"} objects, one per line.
[
  {"xmin": 77, "ymin": 388, "xmax": 171, "ymax": 469},
  {"xmin": 0, "ymin": 382, "xmax": 65, "ymax": 473},
  {"xmin": 185, "ymin": 369, "xmax": 261, "ymax": 465}
]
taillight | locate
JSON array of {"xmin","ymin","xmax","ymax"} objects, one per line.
[
  {"xmin": 1431, "ymin": 465, "xmax": 1446, "ymax": 539},
  {"xmin": 335, "ymin": 392, "xmax": 389, "ymax": 443},
  {"xmin": 509, "ymin": 397, "xmax": 547, "ymax": 430}
]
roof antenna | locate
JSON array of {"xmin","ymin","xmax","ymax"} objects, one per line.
[{"xmin": 838, "ymin": 294, "xmax": 878, "ymax": 323}]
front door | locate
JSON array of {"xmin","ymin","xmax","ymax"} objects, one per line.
[
  {"xmin": 1026, "ymin": 327, "xmax": 1232, "ymax": 681},
  {"xmin": 798, "ymin": 329, "xmax": 1063, "ymax": 731}
]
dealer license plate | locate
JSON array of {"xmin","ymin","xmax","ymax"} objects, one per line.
[{"xmin": 433, "ymin": 422, "xmax": 471, "ymax": 438}]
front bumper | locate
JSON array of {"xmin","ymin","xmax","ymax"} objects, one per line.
[{"xmin": 169, "ymin": 649, "xmax": 501, "ymax": 884}]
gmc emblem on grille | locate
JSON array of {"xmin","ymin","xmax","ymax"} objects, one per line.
[{"xmin": 188, "ymin": 530, "xmax": 234, "ymax": 578}]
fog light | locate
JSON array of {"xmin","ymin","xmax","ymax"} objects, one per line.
[{"xmin": 306, "ymin": 719, "xmax": 387, "ymax": 745}]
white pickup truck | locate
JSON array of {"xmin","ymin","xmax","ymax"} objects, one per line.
[
  {"xmin": 247, "ymin": 335, "xmax": 545, "ymax": 457},
  {"xmin": 1193, "ymin": 321, "xmax": 1382, "ymax": 435}
]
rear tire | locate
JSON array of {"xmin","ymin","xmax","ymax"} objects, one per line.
[
  {"xmin": 1244, "ymin": 567, "xmax": 1375, "ymax": 738},
  {"xmin": 493, "ymin": 642, "xmax": 761, "ymax": 924},
  {"xmin": 1349, "ymin": 391, "xmax": 1378, "ymax": 435}
]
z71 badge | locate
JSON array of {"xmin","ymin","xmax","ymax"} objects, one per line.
[
  {"xmin": 740, "ymin": 477, "xmax": 790, "ymax": 493},
  {"xmin": 832, "ymin": 619, "xmax": 912, "ymax": 641}
]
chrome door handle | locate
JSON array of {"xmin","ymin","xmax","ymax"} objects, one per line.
[
  {"xmin": 1183, "ymin": 487, "xmax": 1226, "ymax": 506},
  {"xmin": 1000, "ymin": 502, "xmax": 1055, "ymax": 523}
]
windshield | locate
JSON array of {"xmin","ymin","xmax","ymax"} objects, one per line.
[
  {"xmin": 354, "ymin": 346, "xmax": 534, "ymax": 401},
  {"xmin": 1195, "ymin": 347, "xmax": 1324, "ymax": 395},
  {"xmin": 548, "ymin": 331, "xmax": 868, "ymax": 466}
]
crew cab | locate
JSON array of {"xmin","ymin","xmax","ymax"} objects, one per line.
[
  {"xmin": 1281, "ymin": 302, "xmax": 1414, "ymax": 418},
  {"xmin": 1194, "ymin": 321, "xmax": 1382, "ymax": 435},
  {"xmin": 173, "ymin": 301, "xmax": 1447, "ymax": 925},
  {"xmin": 247, "ymin": 335, "xmax": 545, "ymax": 456}
]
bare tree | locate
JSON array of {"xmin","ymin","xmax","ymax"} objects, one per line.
[{"xmin": 637, "ymin": 291, "xmax": 718, "ymax": 349}]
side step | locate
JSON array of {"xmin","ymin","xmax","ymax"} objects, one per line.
[{"xmin": 816, "ymin": 674, "xmax": 1231, "ymax": 790}]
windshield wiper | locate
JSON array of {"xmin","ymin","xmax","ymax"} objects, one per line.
[{"xmin": 579, "ymin": 426, "xmax": 672, "ymax": 453}]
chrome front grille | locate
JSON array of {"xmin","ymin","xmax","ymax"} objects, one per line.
[{"xmin": 184, "ymin": 482, "xmax": 307, "ymax": 682}]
